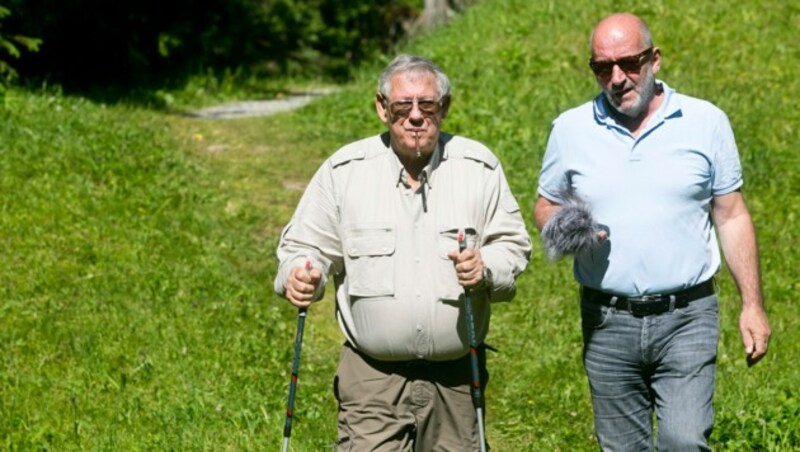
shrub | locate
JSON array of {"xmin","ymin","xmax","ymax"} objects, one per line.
[
  {"xmin": 7, "ymin": 0, "xmax": 421, "ymax": 90},
  {"xmin": 0, "ymin": 5, "xmax": 40, "ymax": 80}
]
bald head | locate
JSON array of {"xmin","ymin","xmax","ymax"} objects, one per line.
[
  {"xmin": 590, "ymin": 13, "xmax": 653, "ymax": 58},
  {"xmin": 587, "ymin": 13, "xmax": 662, "ymax": 126}
]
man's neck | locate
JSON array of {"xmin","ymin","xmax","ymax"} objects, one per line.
[
  {"xmin": 394, "ymin": 143, "xmax": 437, "ymax": 185},
  {"xmin": 398, "ymin": 155, "xmax": 428, "ymax": 188}
]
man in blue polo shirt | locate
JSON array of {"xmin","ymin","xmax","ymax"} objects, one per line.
[{"xmin": 534, "ymin": 12, "xmax": 771, "ymax": 450}]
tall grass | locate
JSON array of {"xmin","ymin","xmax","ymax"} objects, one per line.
[{"xmin": 1, "ymin": 0, "xmax": 798, "ymax": 450}]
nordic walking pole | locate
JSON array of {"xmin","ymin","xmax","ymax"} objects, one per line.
[
  {"xmin": 458, "ymin": 230, "xmax": 487, "ymax": 452},
  {"xmin": 282, "ymin": 259, "xmax": 312, "ymax": 452}
]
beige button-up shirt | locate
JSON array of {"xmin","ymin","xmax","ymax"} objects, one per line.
[{"xmin": 275, "ymin": 132, "xmax": 531, "ymax": 361}]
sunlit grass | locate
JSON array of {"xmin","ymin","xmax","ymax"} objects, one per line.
[{"xmin": 2, "ymin": 0, "xmax": 798, "ymax": 449}]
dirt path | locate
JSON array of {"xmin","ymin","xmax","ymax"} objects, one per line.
[{"xmin": 187, "ymin": 88, "xmax": 335, "ymax": 119}]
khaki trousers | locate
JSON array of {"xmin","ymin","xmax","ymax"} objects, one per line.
[{"xmin": 334, "ymin": 344, "xmax": 489, "ymax": 451}]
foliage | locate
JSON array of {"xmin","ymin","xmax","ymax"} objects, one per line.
[
  {"xmin": 2, "ymin": 0, "xmax": 799, "ymax": 450},
  {"xmin": 0, "ymin": 5, "xmax": 41, "ymax": 80},
  {"xmin": 5, "ymin": 0, "xmax": 421, "ymax": 90}
]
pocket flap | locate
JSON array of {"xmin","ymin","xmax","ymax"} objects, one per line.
[
  {"xmin": 436, "ymin": 225, "xmax": 477, "ymax": 258},
  {"xmin": 345, "ymin": 226, "xmax": 396, "ymax": 257}
]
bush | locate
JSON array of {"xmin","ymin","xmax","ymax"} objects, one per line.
[
  {"xmin": 6, "ymin": 0, "xmax": 421, "ymax": 90},
  {"xmin": 0, "ymin": 5, "xmax": 40, "ymax": 80}
]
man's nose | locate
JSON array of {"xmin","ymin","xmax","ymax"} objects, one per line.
[
  {"xmin": 408, "ymin": 103, "xmax": 425, "ymax": 124},
  {"xmin": 609, "ymin": 64, "xmax": 627, "ymax": 85}
]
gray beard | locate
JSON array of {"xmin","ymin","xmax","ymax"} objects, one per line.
[{"xmin": 606, "ymin": 67, "xmax": 656, "ymax": 118}]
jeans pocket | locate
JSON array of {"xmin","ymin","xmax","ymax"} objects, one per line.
[
  {"xmin": 581, "ymin": 298, "xmax": 613, "ymax": 330},
  {"xmin": 676, "ymin": 293, "xmax": 719, "ymax": 318}
]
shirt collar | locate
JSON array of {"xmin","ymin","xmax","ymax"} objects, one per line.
[
  {"xmin": 391, "ymin": 141, "xmax": 441, "ymax": 189},
  {"xmin": 593, "ymin": 79, "xmax": 682, "ymax": 128}
]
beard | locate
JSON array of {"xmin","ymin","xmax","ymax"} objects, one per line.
[{"xmin": 604, "ymin": 66, "xmax": 657, "ymax": 118}]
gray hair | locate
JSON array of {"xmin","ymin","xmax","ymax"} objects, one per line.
[{"xmin": 378, "ymin": 54, "xmax": 451, "ymax": 101}]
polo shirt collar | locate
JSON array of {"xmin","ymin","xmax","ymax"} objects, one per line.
[{"xmin": 593, "ymin": 79, "xmax": 682, "ymax": 129}]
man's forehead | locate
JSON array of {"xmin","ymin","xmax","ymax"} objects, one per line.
[
  {"xmin": 592, "ymin": 20, "xmax": 643, "ymax": 56},
  {"xmin": 592, "ymin": 32, "xmax": 641, "ymax": 58},
  {"xmin": 389, "ymin": 71, "xmax": 437, "ymax": 97}
]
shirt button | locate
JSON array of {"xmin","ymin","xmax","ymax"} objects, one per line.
[{"xmin": 416, "ymin": 324, "xmax": 423, "ymax": 332}]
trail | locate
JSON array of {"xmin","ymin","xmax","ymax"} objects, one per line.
[{"xmin": 187, "ymin": 88, "xmax": 334, "ymax": 119}]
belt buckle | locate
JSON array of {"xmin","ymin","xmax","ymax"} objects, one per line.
[
  {"xmin": 629, "ymin": 294, "xmax": 657, "ymax": 302},
  {"xmin": 627, "ymin": 294, "xmax": 660, "ymax": 317}
]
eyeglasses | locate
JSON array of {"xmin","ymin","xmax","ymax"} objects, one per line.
[
  {"xmin": 588, "ymin": 47, "xmax": 654, "ymax": 79},
  {"xmin": 384, "ymin": 97, "xmax": 443, "ymax": 118}
]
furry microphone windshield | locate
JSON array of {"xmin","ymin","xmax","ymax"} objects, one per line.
[{"xmin": 541, "ymin": 192, "xmax": 601, "ymax": 261}]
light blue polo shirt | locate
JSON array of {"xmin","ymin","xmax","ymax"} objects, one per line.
[{"xmin": 538, "ymin": 81, "xmax": 743, "ymax": 295}]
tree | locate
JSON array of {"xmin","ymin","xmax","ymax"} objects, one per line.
[
  {"xmin": 416, "ymin": 0, "xmax": 477, "ymax": 31},
  {"xmin": 0, "ymin": 5, "xmax": 41, "ymax": 80}
]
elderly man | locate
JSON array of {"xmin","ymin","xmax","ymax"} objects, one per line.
[
  {"xmin": 534, "ymin": 13, "xmax": 771, "ymax": 451},
  {"xmin": 275, "ymin": 54, "xmax": 531, "ymax": 450}
]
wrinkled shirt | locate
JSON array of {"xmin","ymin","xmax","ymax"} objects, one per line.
[
  {"xmin": 275, "ymin": 132, "xmax": 531, "ymax": 361},
  {"xmin": 538, "ymin": 81, "xmax": 742, "ymax": 295}
]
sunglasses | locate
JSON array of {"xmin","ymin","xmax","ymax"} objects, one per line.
[
  {"xmin": 383, "ymin": 97, "xmax": 443, "ymax": 118},
  {"xmin": 588, "ymin": 47, "xmax": 654, "ymax": 78}
]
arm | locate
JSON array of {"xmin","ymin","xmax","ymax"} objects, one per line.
[
  {"xmin": 533, "ymin": 195, "xmax": 561, "ymax": 231},
  {"xmin": 450, "ymin": 164, "xmax": 531, "ymax": 300},
  {"xmin": 712, "ymin": 190, "xmax": 771, "ymax": 366},
  {"xmin": 274, "ymin": 162, "xmax": 342, "ymax": 308}
]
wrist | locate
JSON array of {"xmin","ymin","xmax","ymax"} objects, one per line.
[{"xmin": 481, "ymin": 266, "xmax": 493, "ymax": 288}]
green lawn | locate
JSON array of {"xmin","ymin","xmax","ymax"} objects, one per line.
[{"xmin": 2, "ymin": 0, "xmax": 799, "ymax": 449}]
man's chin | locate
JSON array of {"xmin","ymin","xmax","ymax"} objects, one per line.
[
  {"xmin": 609, "ymin": 99, "xmax": 644, "ymax": 118},
  {"xmin": 394, "ymin": 137, "xmax": 436, "ymax": 153}
]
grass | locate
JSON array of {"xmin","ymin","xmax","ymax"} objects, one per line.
[{"xmin": 2, "ymin": 0, "xmax": 799, "ymax": 449}]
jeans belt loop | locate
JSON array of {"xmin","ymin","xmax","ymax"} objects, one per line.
[
  {"xmin": 609, "ymin": 296, "xmax": 618, "ymax": 308},
  {"xmin": 669, "ymin": 294, "xmax": 676, "ymax": 312}
]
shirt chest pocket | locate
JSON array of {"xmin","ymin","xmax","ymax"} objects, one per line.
[
  {"xmin": 344, "ymin": 225, "xmax": 396, "ymax": 298},
  {"xmin": 436, "ymin": 226, "xmax": 478, "ymax": 301}
]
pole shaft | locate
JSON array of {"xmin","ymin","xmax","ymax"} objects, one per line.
[
  {"xmin": 282, "ymin": 307, "xmax": 307, "ymax": 450},
  {"xmin": 458, "ymin": 230, "xmax": 487, "ymax": 452}
]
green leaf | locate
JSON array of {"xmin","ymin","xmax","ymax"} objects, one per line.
[
  {"xmin": 0, "ymin": 37, "xmax": 20, "ymax": 58},
  {"xmin": 11, "ymin": 35, "xmax": 43, "ymax": 52}
]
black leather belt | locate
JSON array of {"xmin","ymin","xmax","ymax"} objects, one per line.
[{"xmin": 582, "ymin": 279, "xmax": 716, "ymax": 317}]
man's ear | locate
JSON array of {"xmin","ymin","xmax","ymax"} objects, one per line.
[
  {"xmin": 440, "ymin": 95, "xmax": 452, "ymax": 120},
  {"xmin": 375, "ymin": 93, "xmax": 389, "ymax": 124},
  {"xmin": 651, "ymin": 47, "xmax": 662, "ymax": 75}
]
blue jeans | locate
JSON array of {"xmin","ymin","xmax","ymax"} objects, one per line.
[{"xmin": 581, "ymin": 293, "xmax": 719, "ymax": 451}]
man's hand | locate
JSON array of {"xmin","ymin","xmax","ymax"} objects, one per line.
[
  {"xmin": 285, "ymin": 263, "xmax": 322, "ymax": 308},
  {"xmin": 740, "ymin": 304, "xmax": 771, "ymax": 367},
  {"xmin": 712, "ymin": 191, "xmax": 770, "ymax": 367},
  {"xmin": 447, "ymin": 248, "xmax": 486, "ymax": 289}
]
